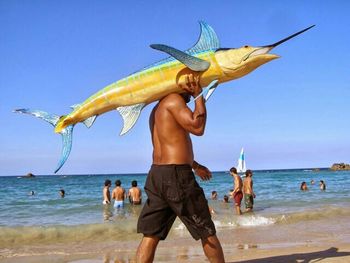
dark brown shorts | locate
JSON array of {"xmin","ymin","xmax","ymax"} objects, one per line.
[{"xmin": 137, "ymin": 164, "xmax": 216, "ymax": 240}]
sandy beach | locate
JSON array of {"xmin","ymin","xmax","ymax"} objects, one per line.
[{"xmin": 1, "ymin": 214, "xmax": 349, "ymax": 263}]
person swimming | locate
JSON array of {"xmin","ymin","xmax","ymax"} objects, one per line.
[
  {"xmin": 59, "ymin": 189, "xmax": 65, "ymax": 198},
  {"xmin": 300, "ymin": 181, "xmax": 308, "ymax": 191},
  {"xmin": 319, "ymin": 180, "xmax": 326, "ymax": 191}
]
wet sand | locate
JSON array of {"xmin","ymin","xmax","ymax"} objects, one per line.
[{"xmin": 1, "ymin": 216, "xmax": 349, "ymax": 262}]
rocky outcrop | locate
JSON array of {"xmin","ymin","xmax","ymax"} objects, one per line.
[
  {"xmin": 25, "ymin": 172, "xmax": 35, "ymax": 178},
  {"xmin": 330, "ymin": 163, "xmax": 350, "ymax": 171}
]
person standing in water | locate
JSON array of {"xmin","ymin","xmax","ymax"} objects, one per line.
[
  {"xmin": 112, "ymin": 179, "xmax": 126, "ymax": 209},
  {"xmin": 230, "ymin": 167, "xmax": 243, "ymax": 215},
  {"xmin": 128, "ymin": 180, "xmax": 142, "ymax": 205},
  {"xmin": 243, "ymin": 170, "xmax": 256, "ymax": 212},
  {"xmin": 102, "ymin": 179, "xmax": 112, "ymax": 205}
]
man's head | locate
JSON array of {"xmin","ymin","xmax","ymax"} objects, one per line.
[
  {"xmin": 132, "ymin": 180, "xmax": 137, "ymax": 187},
  {"xmin": 115, "ymin": 179, "xmax": 121, "ymax": 186},
  {"xmin": 223, "ymin": 195, "xmax": 229, "ymax": 203},
  {"xmin": 245, "ymin": 169, "xmax": 253, "ymax": 177},
  {"xmin": 230, "ymin": 167, "xmax": 237, "ymax": 175},
  {"xmin": 104, "ymin": 179, "xmax": 111, "ymax": 187}
]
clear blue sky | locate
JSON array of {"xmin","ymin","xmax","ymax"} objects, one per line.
[{"xmin": 1, "ymin": 1, "xmax": 349, "ymax": 175}]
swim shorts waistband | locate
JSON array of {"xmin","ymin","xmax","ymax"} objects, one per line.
[{"xmin": 151, "ymin": 164, "xmax": 192, "ymax": 169}]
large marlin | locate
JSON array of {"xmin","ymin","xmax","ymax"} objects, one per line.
[{"xmin": 14, "ymin": 22, "xmax": 314, "ymax": 173}]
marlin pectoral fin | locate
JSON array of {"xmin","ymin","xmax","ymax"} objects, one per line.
[
  {"xmin": 150, "ymin": 44, "xmax": 210, "ymax": 72},
  {"xmin": 117, "ymin": 103, "xmax": 146, "ymax": 136},
  {"xmin": 193, "ymin": 80, "xmax": 219, "ymax": 102},
  {"xmin": 70, "ymin": 104, "xmax": 81, "ymax": 110}
]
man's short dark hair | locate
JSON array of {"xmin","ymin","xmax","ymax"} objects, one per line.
[
  {"xmin": 115, "ymin": 179, "xmax": 121, "ymax": 186},
  {"xmin": 132, "ymin": 180, "xmax": 137, "ymax": 187},
  {"xmin": 245, "ymin": 170, "xmax": 252, "ymax": 177},
  {"xmin": 230, "ymin": 167, "xmax": 237, "ymax": 174},
  {"xmin": 104, "ymin": 179, "xmax": 111, "ymax": 186},
  {"xmin": 180, "ymin": 93, "xmax": 191, "ymax": 103}
]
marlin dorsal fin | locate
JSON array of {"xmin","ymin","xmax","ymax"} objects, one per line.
[
  {"xmin": 186, "ymin": 21, "xmax": 220, "ymax": 55},
  {"xmin": 70, "ymin": 104, "xmax": 81, "ymax": 110},
  {"xmin": 150, "ymin": 44, "xmax": 210, "ymax": 72},
  {"xmin": 117, "ymin": 103, "xmax": 145, "ymax": 135}
]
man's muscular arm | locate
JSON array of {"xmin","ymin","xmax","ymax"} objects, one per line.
[{"xmin": 168, "ymin": 74, "xmax": 207, "ymax": 135}]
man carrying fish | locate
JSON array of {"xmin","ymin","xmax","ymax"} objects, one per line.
[{"xmin": 136, "ymin": 74, "xmax": 225, "ymax": 263}]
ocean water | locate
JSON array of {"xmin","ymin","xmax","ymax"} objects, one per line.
[{"xmin": 0, "ymin": 169, "xmax": 349, "ymax": 247}]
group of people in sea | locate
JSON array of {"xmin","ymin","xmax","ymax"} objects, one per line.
[
  {"xmin": 102, "ymin": 179, "xmax": 142, "ymax": 208},
  {"xmin": 210, "ymin": 168, "xmax": 256, "ymax": 216},
  {"xmin": 300, "ymin": 179, "xmax": 326, "ymax": 191}
]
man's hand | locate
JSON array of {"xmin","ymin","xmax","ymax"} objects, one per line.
[
  {"xmin": 194, "ymin": 163, "xmax": 212, "ymax": 181},
  {"xmin": 180, "ymin": 74, "xmax": 202, "ymax": 98}
]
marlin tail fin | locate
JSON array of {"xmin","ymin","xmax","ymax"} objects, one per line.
[{"xmin": 13, "ymin": 109, "xmax": 74, "ymax": 173}]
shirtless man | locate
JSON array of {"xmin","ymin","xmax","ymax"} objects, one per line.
[
  {"xmin": 112, "ymin": 179, "xmax": 126, "ymax": 209},
  {"xmin": 102, "ymin": 179, "xmax": 112, "ymax": 205},
  {"xmin": 128, "ymin": 180, "xmax": 142, "ymax": 205},
  {"xmin": 230, "ymin": 167, "xmax": 243, "ymax": 215},
  {"xmin": 136, "ymin": 75, "xmax": 225, "ymax": 263},
  {"xmin": 243, "ymin": 170, "xmax": 256, "ymax": 212}
]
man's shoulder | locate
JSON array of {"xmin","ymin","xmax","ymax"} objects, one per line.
[{"xmin": 160, "ymin": 93, "xmax": 185, "ymax": 107}]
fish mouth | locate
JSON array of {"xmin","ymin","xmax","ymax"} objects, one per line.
[{"xmin": 244, "ymin": 25, "xmax": 315, "ymax": 61}]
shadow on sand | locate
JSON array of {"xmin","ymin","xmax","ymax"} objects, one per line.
[{"xmin": 229, "ymin": 247, "xmax": 350, "ymax": 263}]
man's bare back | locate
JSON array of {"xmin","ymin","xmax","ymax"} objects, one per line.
[
  {"xmin": 243, "ymin": 176, "xmax": 254, "ymax": 195},
  {"xmin": 129, "ymin": 187, "xmax": 142, "ymax": 203},
  {"xmin": 112, "ymin": 186, "xmax": 125, "ymax": 201},
  {"xmin": 128, "ymin": 180, "xmax": 142, "ymax": 204}
]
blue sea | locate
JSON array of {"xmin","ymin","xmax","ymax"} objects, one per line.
[{"xmin": 0, "ymin": 169, "xmax": 349, "ymax": 248}]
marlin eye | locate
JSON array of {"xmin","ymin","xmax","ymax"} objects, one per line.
[{"xmin": 244, "ymin": 45, "xmax": 248, "ymax": 48}]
